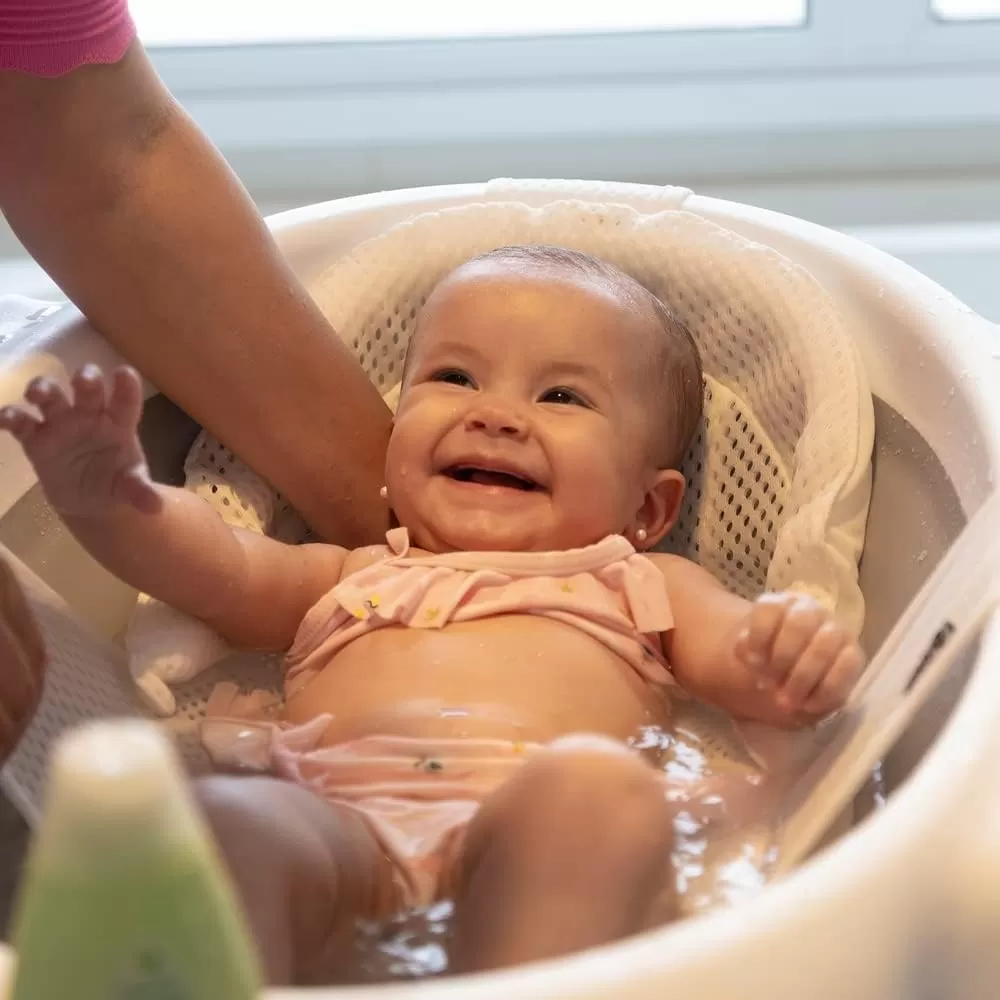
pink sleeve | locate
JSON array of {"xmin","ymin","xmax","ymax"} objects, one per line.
[{"xmin": 0, "ymin": 0, "xmax": 136, "ymax": 77}]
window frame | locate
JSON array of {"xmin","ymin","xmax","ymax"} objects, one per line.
[
  {"xmin": 136, "ymin": 1, "xmax": 1000, "ymax": 203},
  {"xmin": 151, "ymin": 0, "xmax": 1000, "ymax": 93}
]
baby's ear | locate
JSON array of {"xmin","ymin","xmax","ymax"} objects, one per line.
[{"xmin": 630, "ymin": 470, "xmax": 685, "ymax": 550}]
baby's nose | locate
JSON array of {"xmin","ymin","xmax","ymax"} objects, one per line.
[{"xmin": 464, "ymin": 400, "xmax": 527, "ymax": 438}]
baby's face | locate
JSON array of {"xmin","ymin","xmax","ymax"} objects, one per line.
[{"xmin": 385, "ymin": 260, "xmax": 681, "ymax": 552}]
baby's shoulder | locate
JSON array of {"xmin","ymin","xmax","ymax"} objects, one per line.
[
  {"xmin": 640, "ymin": 550, "xmax": 722, "ymax": 589},
  {"xmin": 341, "ymin": 544, "xmax": 395, "ymax": 578},
  {"xmin": 639, "ymin": 550, "xmax": 694, "ymax": 575}
]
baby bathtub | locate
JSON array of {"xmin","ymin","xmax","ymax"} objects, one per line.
[{"xmin": 0, "ymin": 182, "xmax": 999, "ymax": 1000}]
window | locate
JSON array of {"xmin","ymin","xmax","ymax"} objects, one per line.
[
  {"xmin": 6, "ymin": 1, "xmax": 1000, "ymax": 314},
  {"xmin": 933, "ymin": 1, "xmax": 1000, "ymax": 19},
  {"xmin": 131, "ymin": 1, "xmax": 806, "ymax": 47},
  {"xmin": 129, "ymin": 0, "xmax": 1000, "ymax": 242}
]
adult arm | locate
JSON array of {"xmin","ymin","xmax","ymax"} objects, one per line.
[{"xmin": 0, "ymin": 39, "xmax": 391, "ymax": 546}]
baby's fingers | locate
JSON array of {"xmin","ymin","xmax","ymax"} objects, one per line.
[
  {"xmin": 24, "ymin": 376, "xmax": 71, "ymax": 422},
  {"xmin": 0, "ymin": 405, "xmax": 41, "ymax": 442},
  {"xmin": 740, "ymin": 593, "xmax": 795, "ymax": 674},
  {"xmin": 768, "ymin": 597, "xmax": 827, "ymax": 685},
  {"xmin": 778, "ymin": 621, "xmax": 850, "ymax": 709},
  {"xmin": 105, "ymin": 366, "xmax": 144, "ymax": 430},
  {"xmin": 804, "ymin": 643, "xmax": 866, "ymax": 717},
  {"xmin": 70, "ymin": 365, "xmax": 108, "ymax": 415}
]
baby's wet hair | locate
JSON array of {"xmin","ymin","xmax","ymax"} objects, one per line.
[{"xmin": 468, "ymin": 245, "xmax": 703, "ymax": 470}]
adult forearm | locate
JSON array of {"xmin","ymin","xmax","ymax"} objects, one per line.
[{"xmin": 0, "ymin": 46, "xmax": 391, "ymax": 546}]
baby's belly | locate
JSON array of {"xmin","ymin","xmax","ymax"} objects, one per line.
[{"xmin": 282, "ymin": 615, "xmax": 670, "ymax": 745}]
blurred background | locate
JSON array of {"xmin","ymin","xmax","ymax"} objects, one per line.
[{"xmin": 3, "ymin": 0, "xmax": 1000, "ymax": 319}]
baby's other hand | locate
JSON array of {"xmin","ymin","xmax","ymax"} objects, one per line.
[
  {"xmin": 734, "ymin": 593, "xmax": 864, "ymax": 720},
  {"xmin": 0, "ymin": 365, "xmax": 159, "ymax": 519}
]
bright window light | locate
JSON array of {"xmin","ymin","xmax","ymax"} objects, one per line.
[
  {"xmin": 933, "ymin": 0, "xmax": 1000, "ymax": 18},
  {"xmin": 131, "ymin": 0, "xmax": 807, "ymax": 47}
]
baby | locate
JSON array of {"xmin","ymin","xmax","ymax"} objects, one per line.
[{"xmin": 1, "ymin": 246, "xmax": 864, "ymax": 984}]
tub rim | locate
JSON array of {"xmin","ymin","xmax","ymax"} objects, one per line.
[{"xmin": 2, "ymin": 180, "xmax": 1000, "ymax": 996}]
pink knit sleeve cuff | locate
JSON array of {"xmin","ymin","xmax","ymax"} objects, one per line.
[{"xmin": 0, "ymin": 0, "xmax": 136, "ymax": 78}]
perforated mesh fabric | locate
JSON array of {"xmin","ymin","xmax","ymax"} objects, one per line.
[
  {"xmin": 182, "ymin": 434, "xmax": 308, "ymax": 543},
  {"xmin": 1, "ymin": 552, "xmax": 142, "ymax": 824},
  {"xmin": 160, "ymin": 652, "xmax": 284, "ymax": 776}
]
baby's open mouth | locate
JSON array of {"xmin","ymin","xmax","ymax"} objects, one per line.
[{"xmin": 444, "ymin": 466, "xmax": 540, "ymax": 492}]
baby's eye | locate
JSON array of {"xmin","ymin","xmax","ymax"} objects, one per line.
[
  {"xmin": 431, "ymin": 368, "xmax": 475, "ymax": 388},
  {"xmin": 540, "ymin": 387, "xmax": 588, "ymax": 407}
]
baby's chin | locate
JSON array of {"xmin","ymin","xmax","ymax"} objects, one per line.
[{"xmin": 407, "ymin": 516, "xmax": 613, "ymax": 554}]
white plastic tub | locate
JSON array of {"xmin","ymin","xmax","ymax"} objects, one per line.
[{"xmin": 1, "ymin": 182, "xmax": 1000, "ymax": 999}]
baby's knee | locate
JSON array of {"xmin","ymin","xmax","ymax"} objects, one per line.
[
  {"xmin": 192, "ymin": 775, "xmax": 296, "ymax": 879},
  {"xmin": 194, "ymin": 774, "xmax": 270, "ymax": 838},
  {"xmin": 193, "ymin": 775, "xmax": 395, "ymax": 924},
  {"xmin": 192, "ymin": 777, "xmax": 350, "ymax": 984},
  {"xmin": 193, "ymin": 774, "xmax": 340, "ymax": 874},
  {"xmin": 484, "ymin": 736, "xmax": 671, "ymax": 852}
]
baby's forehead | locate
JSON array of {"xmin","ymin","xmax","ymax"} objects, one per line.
[
  {"xmin": 425, "ymin": 259, "xmax": 652, "ymax": 333},
  {"xmin": 441, "ymin": 256, "xmax": 626, "ymax": 298},
  {"xmin": 414, "ymin": 262, "xmax": 661, "ymax": 366},
  {"xmin": 415, "ymin": 269, "xmax": 664, "ymax": 381}
]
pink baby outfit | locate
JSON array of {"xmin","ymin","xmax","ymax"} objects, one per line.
[
  {"xmin": 285, "ymin": 527, "xmax": 675, "ymax": 696},
  {"xmin": 0, "ymin": 0, "xmax": 135, "ymax": 77},
  {"xmin": 202, "ymin": 530, "xmax": 676, "ymax": 906}
]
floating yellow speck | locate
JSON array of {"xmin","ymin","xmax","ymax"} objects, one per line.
[
  {"xmin": 559, "ymin": 582, "xmax": 574, "ymax": 593},
  {"xmin": 366, "ymin": 595, "xmax": 381, "ymax": 609},
  {"xmin": 425, "ymin": 608, "xmax": 440, "ymax": 621}
]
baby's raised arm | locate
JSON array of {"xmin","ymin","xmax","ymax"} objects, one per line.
[
  {"xmin": 0, "ymin": 366, "xmax": 346, "ymax": 652},
  {"xmin": 649, "ymin": 553, "xmax": 864, "ymax": 728}
]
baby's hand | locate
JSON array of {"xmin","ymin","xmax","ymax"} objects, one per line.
[
  {"xmin": 734, "ymin": 593, "xmax": 864, "ymax": 720},
  {"xmin": 0, "ymin": 366, "xmax": 160, "ymax": 519}
]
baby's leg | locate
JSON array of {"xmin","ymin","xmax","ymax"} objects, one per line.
[
  {"xmin": 450, "ymin": 736, "xmax": 674, "ymax": 973},
  {"xmin": 194, "ymin": 775, "xmax": 397, "ymax": 985}
]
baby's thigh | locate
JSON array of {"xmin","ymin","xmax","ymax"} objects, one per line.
[
  {"xmin": 466, "ymin": 734, "xmax": 672, "ymax": 873},
  {"xmin": 448, "ymin": 736, "xmax": 676, "ymax": 971},
  {"xmin": 194, "ymin": 775, "xmax": 397, "ymax": 984}
]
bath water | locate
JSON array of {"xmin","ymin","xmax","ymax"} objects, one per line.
[{"xmin": 350, "ymin": 702, "xmax": 793, "ymax": 982}]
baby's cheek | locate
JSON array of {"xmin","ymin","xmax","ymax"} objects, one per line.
[
  {"xmin": 386, "ymin": 410, "xmax": 428, "ymax": 471},
  {"xmin": 560, "ymin": 456, "xmax": 632, "ymax": 533}
]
